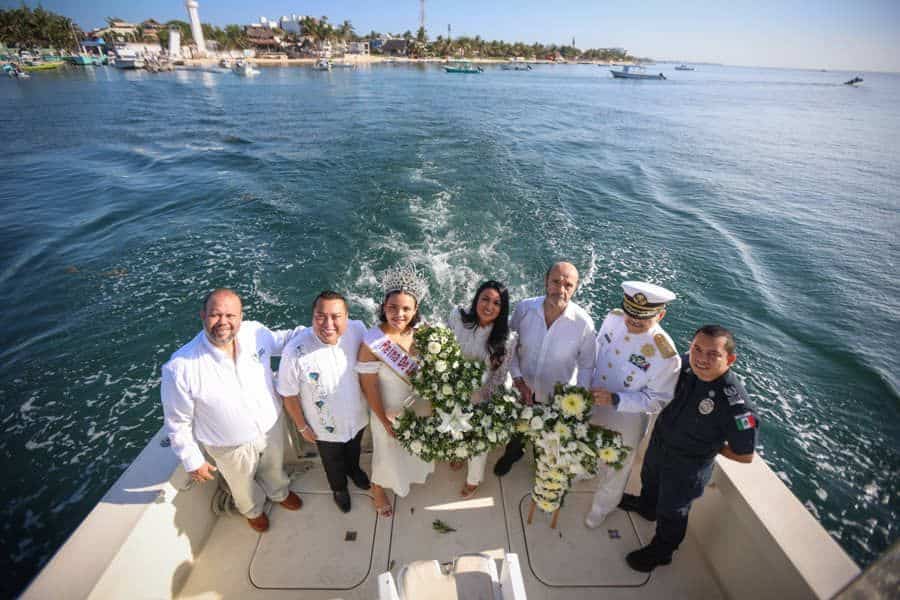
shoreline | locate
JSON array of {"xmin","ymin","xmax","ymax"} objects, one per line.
[{"xmin": 182, "ymin": 56, "xmax": 635, "ymax": 67}]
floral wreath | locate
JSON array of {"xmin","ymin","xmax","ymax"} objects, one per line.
[
  {"xmin": 393, "ymin": 325, "xmax": 518, "ymax": 463},
  {"xmin": 518, "ymin": 384, "xmax": 630, "ymax": 513}
]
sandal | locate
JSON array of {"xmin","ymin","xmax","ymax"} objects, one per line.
[
  {"xmin": 450, "ymin": 461, "xmax": 464, "ymax": 471},
  {"xmin": 460, "ymin": 484, "xmax": 479, "ymax": 498}
]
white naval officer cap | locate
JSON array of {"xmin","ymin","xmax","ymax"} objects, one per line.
[{"xmin": 621, "ymin": 281, "xmax": 676, "ymax": 319}]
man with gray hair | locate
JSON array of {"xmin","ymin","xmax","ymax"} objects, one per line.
[
  {"xmin": 160, "ymin": 288, "xmax": 302, "ymax": 533},
  {"xmin": 494, "ymin": 262, "xmax": 597, "ymax": 476}
]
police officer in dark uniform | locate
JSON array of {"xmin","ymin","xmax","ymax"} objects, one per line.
[{"xmin": 619, "ymin": 324, "xmax": 760, "ymax": 572}]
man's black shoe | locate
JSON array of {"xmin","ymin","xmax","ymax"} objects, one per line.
[
  {"xmin": 618, "ymin": 493, "xmax": 657, "ymax": 521},
  {"xmin": 333, "ymin": 490, "xmax": 351, "ymax": 513},
  {"xmin": 493, "ymin": 454, "xmax": 517, "ymax": 477},
  {"xmin": 626, "ymin": 545, "xmax": 672, "ymax": 573},
  {"xmin": 350, "ymin": 469, "xmax": 371, "ymax": 490}
]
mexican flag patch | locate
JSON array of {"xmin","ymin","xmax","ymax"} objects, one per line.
[{"xmin": 735, "ymin": 412, "xmax": 757, "ymax": 431}]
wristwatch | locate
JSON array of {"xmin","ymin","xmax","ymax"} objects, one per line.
[{"xmin": 611, "ymin": 393, "xmax": 621, "ymax": 409}]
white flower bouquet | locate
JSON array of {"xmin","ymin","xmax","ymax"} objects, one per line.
[
  {"xmin": 519, "ymin": 383, "xmax": 630, "ymax": 513},
  {"xmin": 393, "ymin": 325, "xmax": 518, "ymax": 462}
]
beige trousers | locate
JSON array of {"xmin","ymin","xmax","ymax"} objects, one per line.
[{"xmin": 204, "ymin": 415, "xmax": 291, "ymax": 519}]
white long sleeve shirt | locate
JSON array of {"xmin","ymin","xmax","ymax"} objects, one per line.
[
  {"xmin": 275, "ymin": 321, "xmax": 369, "ymax": 443},
  {"xmin": 508, "ymin": 296, "xmax": 597, "ymax": 403},
  {"xmin": 160, "ymin": 321, "xmax": 296, "ymax": 472},
  {"xmin": 447, "ymin": 308, "xmax": 515, "ymax": 401},
  {"xmin": 590, "ymin": 310, "xmax": 681, "ymax": 413}
]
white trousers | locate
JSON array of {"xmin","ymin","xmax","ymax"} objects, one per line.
[
  {"xmin": 466, "ymin": 452, "xmax": 488, "ymax": 486},
  {"xmin": 588, "ymin": 407, "xmax": 648, "ymax": 521},
  {"xmin": 204, "ymin": 415, "xmax": 291, "ymax": 519}
]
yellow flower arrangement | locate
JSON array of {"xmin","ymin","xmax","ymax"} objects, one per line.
[{"xmin": 559, "ymin": 392, "xmax": 587, "ymax": 417}]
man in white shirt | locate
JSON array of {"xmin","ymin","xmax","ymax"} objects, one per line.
[
  {"xmin": 160, "ymin": 288, "xmax": 302, "ymax": 533},
  {"xmin": 494, "ymin": 262, "xmax": 597, "ymax": 476},
  {"xmin": 277, "ymin": 291, "xmax": 370, "ymax": 513},
  {"xmin": 585, "ymin": 281, "xmax": 681, "ymax": 528}
]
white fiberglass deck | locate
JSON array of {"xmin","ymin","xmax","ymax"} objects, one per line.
[{"xmin": 176, "ymin": 448, "xmax": 724, "ymax": 600}]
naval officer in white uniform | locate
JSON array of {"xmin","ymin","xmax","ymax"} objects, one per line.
[{"xmin": 585, "ymin": 281, "xmax": 681, "ymax": 528}]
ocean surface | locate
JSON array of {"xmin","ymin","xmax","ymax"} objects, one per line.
[{"xmin": 1, "ymin": 62, "xmax": 898, "ymax": 596}]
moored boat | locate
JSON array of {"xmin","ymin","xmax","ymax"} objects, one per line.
[
  {"xmin": 843, "ymin": 76, "xmax": 863, "ymax": 86},
  {"xmin": 21, "ymin": 61, "xmax": 64, "ymax": 72},
  {"xmin": 610, "ymin": 65, "xmax": 666, "ymax": 80},
  {"xmin": 313, "ymin": 58, "xmax": 332, "ymax": 71},
  {"xmin": 444, "ymin": 62, "xmax": 483, "ymax": 73},
  {"xmin": 112, "ymin": 47, "xmax": 145, "ymax": 70},
  {"xmin": 674, "ymin": 64, "xmax": 695, "ymax": 71},
  {"xmin": 501, "ymin": 63, "xmax": 532, "ymax": 71},
  {"xmin": 232, "ymin": 60, "xmax": 260, "ymax": 76}
]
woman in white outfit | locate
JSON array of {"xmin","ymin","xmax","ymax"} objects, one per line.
[
  {"xmin": 447, "ymin": 280, "xmax": 515, "ymax": 497},
  {"xmin": 357, "ymin": 265, "xmax": 434, "ymax": 517}
]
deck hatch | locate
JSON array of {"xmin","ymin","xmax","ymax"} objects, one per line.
[
  {"xmin": 519, "ymin": 492, "xmax": 650, "ymax": 587},
  {"xmin": 249, "ymin": 492, "xmax": 376, "ymax": 589}
]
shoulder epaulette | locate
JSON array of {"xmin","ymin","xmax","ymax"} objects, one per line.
[{"xmin": 654, "ymin": 333, "xmax": 677, "ymax": 358}]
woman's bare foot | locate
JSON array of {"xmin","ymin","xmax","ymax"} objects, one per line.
[{"xmin": 372, "ymin": 484, "xmax": 393, "ymax": 517}]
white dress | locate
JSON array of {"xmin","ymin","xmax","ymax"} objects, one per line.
[
  {"xmin": 368, "ymin": 361, "xmax": 435, "ymax": 497},
  {"xmin": 447, "ymin": 308, "xmax": 516, "ymax": 485}
]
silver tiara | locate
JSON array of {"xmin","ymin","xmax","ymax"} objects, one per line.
[{"xmin": 381, "ymin": 263, "xmax": 429, "ymax": 303}]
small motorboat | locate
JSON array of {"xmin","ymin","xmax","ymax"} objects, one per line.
[
  {"xmin": 219, "ymin": 58, "xmax": 232, "ymax": 69},
  {"xmin": 232, "ymin": 60, "xmax": 259, "ymax": 76},
  {"xmin": 843, "ymin": 76, "xmax": 863, "ymax": 86},
  {"xmin": 675, "ymin": 64, "xmax": 695, "ymax": 71},
  {"xmin": 444, "ymin": 62, "xmax": 483, "ymax": 73},
  {"xmin": 4, "ymin": 63, "xmax": 30, "ymax": 78},
  {"xmin": 313, "ymin": 58, "xmax": 332, "ymax": 71},
  {"xmin": 610, "ymin": 65, "xmax": 666, "ymax": 80}
]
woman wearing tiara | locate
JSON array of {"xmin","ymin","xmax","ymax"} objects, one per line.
[
  {"xmin": 356, "ymin": 265, "xmax": 435, "ymax": 517},
  {"xmin": 447, "ymin": 280, "xmax": 516, "ymax": 497}
]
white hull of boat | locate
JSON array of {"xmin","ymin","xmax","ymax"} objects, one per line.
[
  {"xmin": 610, "ymin": 69, "xmax": 666, "ymax": 80},
  {"xmin": 113, "ymin": 59, "xmax": 145, "ymax": 70},
  {"xmin": 22, "ymin": 416, "xmax": 859, "ymax": 600}
]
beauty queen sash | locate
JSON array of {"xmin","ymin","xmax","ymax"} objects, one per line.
[{"xmin": 363, "ymin": 327, "xmax": 420, "ymax": 384}]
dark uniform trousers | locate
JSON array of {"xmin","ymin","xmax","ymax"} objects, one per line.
[
  {"xmin": 637, "ymin": 434, "xmax": 714, "ymax": 558},
  {"xmin": 316, "ymin": 427, "xmax": 366, "ymax": 493}
]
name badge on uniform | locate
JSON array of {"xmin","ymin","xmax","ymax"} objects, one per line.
[{"xmin": 698, "ymin": 398, "xmax": 715, "ymax": 415}]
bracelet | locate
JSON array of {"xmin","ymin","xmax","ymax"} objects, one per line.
[{"xmin": 298, "ymin": 425, "xmax": 309, "ymax": 433}]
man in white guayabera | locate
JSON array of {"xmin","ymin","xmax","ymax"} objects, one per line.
[
  {"xmin": 493, "ymin": 261, "xmax": 597, "ymax": 476},
  {"xmin": 160, "ymin": 288, "xmax": 303, "ymax": 533},
  {"xmin": 277, "ymin": 290, "xmax": 371, "ymax": 514},
  {"xmin": 584, "ymin": 281, "xmax": 681, "ymax": 529}
]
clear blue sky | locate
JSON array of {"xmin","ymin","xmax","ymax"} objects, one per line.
[{"xmin": 7, "ymin": 0, "xmax": 900, "ymax": 71}]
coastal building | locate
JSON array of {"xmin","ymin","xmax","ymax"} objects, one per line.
[
  {"xmin": 279, "ymin": 14, "xmax": 308, "ymax": 35},
  {"xmin": 347, "ymin": 41, "xmax": 369, "ymax": 55},
  {"xmin": 381, "ymin": 39, "xmax": 409, "ymax": 56},
  {"xmin": 92, "ymin": 21, "xmax": 138, "ymax": 43},
  {"xmin": 244, "ymin": 25, "xmax": 281, "ymax": 51},
  {"xmin": 140, "ymin": 20, "xmax": 163, "ymax": 42}
]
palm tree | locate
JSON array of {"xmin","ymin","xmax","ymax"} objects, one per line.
[{"xmin": 338, "ymin": 19, "xmax": 354, "ymax": 41}]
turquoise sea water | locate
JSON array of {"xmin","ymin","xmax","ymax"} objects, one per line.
[{"xmin": 1, "ymin": 63, "xmax": 898, "ymax": 595}]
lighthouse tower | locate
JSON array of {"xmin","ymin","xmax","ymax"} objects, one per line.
[{"xmin": 185, "ymin": 0, "xmax": 207, "ymax": 57}]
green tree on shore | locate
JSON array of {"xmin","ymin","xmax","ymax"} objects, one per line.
[{"xmin": 0, "ymin": 5, "xmax": 78, "ymax": 50}]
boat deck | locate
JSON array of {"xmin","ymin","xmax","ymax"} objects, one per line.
[{"xmin": 176, "ymin": 447, "xmax": 725, "ymax": 599}]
